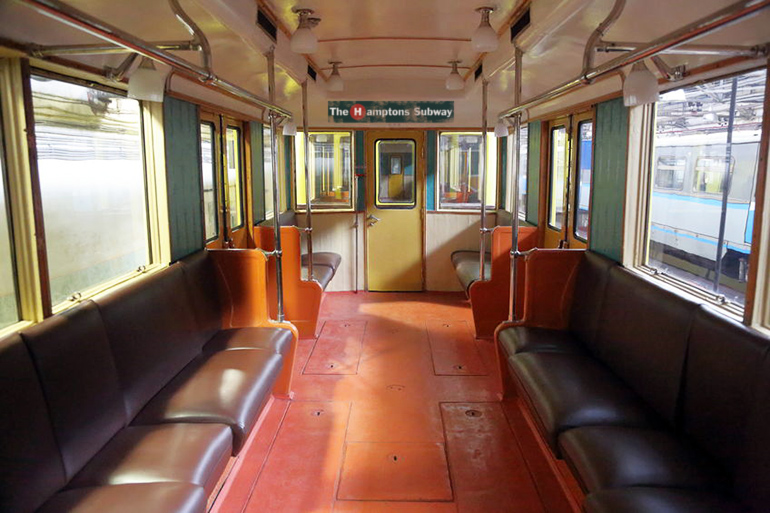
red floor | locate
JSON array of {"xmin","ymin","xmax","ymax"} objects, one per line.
[{"xmin": 211, "ymin": 292, "xmax": 569, "ymax": 513}]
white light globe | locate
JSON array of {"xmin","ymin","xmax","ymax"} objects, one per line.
[
  {"xmin": 445, "ymin": 71, "xmax": 464, "ymax": 91},
  {"xmin": 291, "ymin": 26, "xmax": 317, "ymax": 54},
  {"xmin": 472, "ymin": 23, "xmax": 498, "ymax": 53},
  {"xmin": 328, "ymin": 73, "xmax": 344, "ymax": 92},
  {"xmin": 623, "ymin": 62, "xmax": 659, "ymax": 107}
]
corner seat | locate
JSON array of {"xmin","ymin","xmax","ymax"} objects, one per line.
[
  {"xmin": 37, "ymin": 483, "xmax": 206, "ymax": 513},
  {"xmin": 583, "ymin": 487, "xmax": 744, "ymax": 513}
]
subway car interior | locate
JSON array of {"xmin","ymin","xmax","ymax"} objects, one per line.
[{"xmin": 1, "ymin": 0, "xmax": 770, "ymax": 512}]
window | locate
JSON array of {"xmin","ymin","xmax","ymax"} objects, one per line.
[
  {"xmin": 438, "ymin": 132, "xmax": 497, "ymax": 210},
  {"xmin": 225, "ymin": 126, "xmax": 244, "ymax": 228},
  {"xmin": 518, "ymin": 125, "xmax": 529, "ymax": 219},
  {"xmin": 199, "ymin": 122, "xmax": 218, "ymax": 241},
  {"xmin": 263, "ymin": 125, "xmax": 274, "ymax": 219},
  {"xmin": 376, "ymin": 139, "xmax": 416, "ymax": 208},
  {"xmin": 574, "ymin": 120, "xmax": 593, "ymax": 241},
  {"xmin": 644, "ymin": 69, "xmax": 766, "ymax": 309},
  {"xmin": 654, "ymin": 156, "xmax": 686, "ymax": 190},
  {"xmin": 548, "ymin": 126, "xmax": 568, "ymax": 229},
  {"xmin": 0, "ymin": 124, "xmax": 18, "ymax": 329},
  {"xmin": 31, "ymin": 76, "xmax": 150, "ymax": 306},
  {"xmin": 295, "ymin": 131, "xmax": 353, "ymax": 210}
]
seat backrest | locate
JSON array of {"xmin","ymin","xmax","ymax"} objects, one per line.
[
  {"xmin": 568, "ymin": 251, "xmax": 616, "ymax": 347},
  {"xmin": 95, "ymin": 265, "xmax": 204, "ymax": 419},
  {"xmin": 277, "ymin": 210, "xmax": 297, "ymax": 226},
  {"xmin": 0, "ymin": 334, "xmax": 67, "ymax": 513},
  {"xmin": 595, "ymin": 267, "xmax": 699, "ymax": 425},
  {"xmin": 179, "ymin": 250, "xmax": 222, "ymax": 342},
  {"xmin": 495, "ymin": 209, "xmax": 512, "ymax": 227},
  {"xmin": 682, "ymin": 307, "xmax": 769, "ymax": 477},
  {"xmin": 735, "ymin": 352, "xmax": 770, "ymax": 511},
  {"xmin": 22, "ymin": 301, "xmax": 127, "ymax": 480}
]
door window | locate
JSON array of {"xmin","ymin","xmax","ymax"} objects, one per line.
[{"xmin": 375, "ymin": 139, "xmax": 416, "ymax": 208}]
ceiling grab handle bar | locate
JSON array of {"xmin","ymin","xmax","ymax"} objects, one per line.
[
  {"xmin": 498, "ymin": 0, "xmax": 770, "ymax": 119},
  {"xmin": 168, "ymin": 0, "xmax": 213, "ymax": 79},
  {"xmin": 582, "ymin": 0, "xmax": 626, "ymax": 79},
  {"xmin": 302, "ymin": 80, "xmax": 314, "ymax": 281},
  {"xmin": 17, "ymin": 0, "xmax": 293, "ymax": 117},
  {"xmin": 509, "ymin": 45, "xmax": 523, "ymax": 322},
  {"xmin": 479, "ymin": 78, "xmax": 489, "ymax": 282},
  {"xmin": 266, "ymin": 48, "xmax": 286, "ymax": 322}
]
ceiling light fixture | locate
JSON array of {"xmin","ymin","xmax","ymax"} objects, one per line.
[
  {"xmin": 328, "ymin": 61, "xmax": 344, "ymax": 91},
  {"xmin": 282, "ymin": 118, "xmax": 297, "ymax": 136},
  {"xmin": 472, "ymin": 7, "xmax": 498, "ymax": 53},
  {"xmin": 127, "ymin": 57, "xmax": 165, "ymax": 102},
  {"xmin": 445, "ymin": 60, "xmax": 464, "ymax": 91},
  {"xmin": 494, "ymin": 119, "xmax": 508, "ymax": 138},
  {"xmin": 290, "ymin": 7, "xmax": 321, "ymax": 54},
  {"xmin": 623, "ymin": 61, "xmax": 660, "ymax": 107}
]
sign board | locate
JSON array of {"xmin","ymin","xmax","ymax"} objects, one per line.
[{"xmin": 328, "ymin": 101, "xmax": 454, "ymax": 123}]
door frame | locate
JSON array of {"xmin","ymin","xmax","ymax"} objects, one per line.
[
  {"xmin": 363, "ymin": 129, "xmax": 427, "ymax": 291},
  {"xmin": 539, "ymin": 109, "xmax": 595, "ymax": 249}
]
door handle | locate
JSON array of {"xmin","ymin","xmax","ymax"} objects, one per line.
[{"xmin": 367, "ymin": 214, "xmax": 380, "ymax": 226}]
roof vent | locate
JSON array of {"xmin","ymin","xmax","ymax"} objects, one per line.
[
  {"xmin": 474, "ymin": 63, "xmax": 483, "ymax": 81},
  {"xmin": 510, "ymin": 8, "xmax": 531, "ymax": 42},
  {"xmin": 257, "ymin": 8, "xmax": 277, "ymax": 42}
]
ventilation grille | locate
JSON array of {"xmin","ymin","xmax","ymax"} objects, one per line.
[
  {"xmin": 511, "ymin": 8, "xmax": 531, "ymax": 42},
  {"xmin": 257, "ymin": 8, "xmax": 277, "ymax": 42}
]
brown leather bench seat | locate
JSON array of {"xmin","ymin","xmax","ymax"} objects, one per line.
[
  {"xmin": 451, "ymin": 250, "xmax": 491, "ymax": 295},
  {"xmin": 498, "ymin": 250, "xmax": 770, "ymax": 513},
  {"xmin": 0, "ymin": 250, "xmax": 290, "ymax": 513},
  {"xmin": 274, "ymin": 210, "xmax": 341, "ymax": 290}
]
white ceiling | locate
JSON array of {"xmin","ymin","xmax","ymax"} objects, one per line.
[{"xmin": 0, "ymin": 0, "xmax": 768, "ymax": 126}]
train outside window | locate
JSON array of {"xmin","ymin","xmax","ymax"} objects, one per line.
[
  {"xmin": 507, "ymin": 124, "xmax": 529, "ymax": 220},
  {"xmin": 199, "ymin": 122, "xmax": 218, "ymax": 241},
  {"xmin": 645, "ymin": 68, "xmax": 766, "ymax": 308},
  {"xmin": 548, "ymin": 126, "xmax": 568, "ymax": 229},
  {"xmin": 0, "ymin": 124, "xmax": 17, "ymax": 330},
  {"xmin": 30, "ymin": 75, "xmax": 150, "ymax": 306},
  {"xmin": 438, "ymin": 132, "xmax": 497, "ymax": 210},
  {"xmin": 295, "ymin": 131, "xmax": 354, "ymax": 211}
]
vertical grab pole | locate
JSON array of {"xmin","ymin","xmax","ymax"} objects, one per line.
[
  {"xmin": 509, "ymin": 46, "xmax": 523, "ymax": 322},
  {"xmin": 267, "ymin": 48, "xmax": 285, "ymax": 321},
  {"xmin": 302, "ymin": 80, "xmax": 314, "ymax": 280},
  {"xmin": 479, "ymin": 78, "xmax": 489, "ymax": 281}
]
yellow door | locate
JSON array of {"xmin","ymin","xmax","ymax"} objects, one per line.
[
  {"xmin": 365, "ymin": 130, "xmax": 424, "ymax": 291},
  {"xmin": 543, "ymin": 112, "xmax": 595, "ymax": 249}
]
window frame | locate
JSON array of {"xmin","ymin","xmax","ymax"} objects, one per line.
[
  {"xmin": 436, "ymin": 130, "xmax": 499, "ymax": 212},
  {"xmin": 625, "ymin": 66, "xmax": 769, "ymax": 326},
  {"xmin": 292, "ymin": 130, "xmax": 355, "ymax": 213}
]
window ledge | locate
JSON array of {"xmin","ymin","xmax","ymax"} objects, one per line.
[{"xmin": 631, "ymin": 265, "xmax": 745, "ymax": 323}]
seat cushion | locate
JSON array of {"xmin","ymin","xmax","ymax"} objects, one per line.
[
  {"xmin": 38, "ymin": 483, "xmax": 206, "ymax": 513},
  {"xmin": 68, "ymin": 424, "xmax": 232, "ymax": 496},
  {"xmin": 0, "ymin": 334, "xmax": 67, "ymax": 513},
  {"xmin": 499, "ymin": 327, "xmax": 586, "ymax": 358},
  {"xmin": 559, "ymin": 426, "xmax": 726, "ymax": 493},
  {"xmin": 133, "ymin": 349, "xmax": 282, "ymax": 451},
  {"xmin": 303, "ymin": 264, "xmax": 335, "ymax": 290},
  {"xmin": 509, "ymin": 352, "xmax": 656, "ymax": 452},
  {"xmin": 179, "ymin": 251, "xmax": 222, "ymax": 341},
  {"xmin": 96, "ymin": 265, "xmax": 205, "ymax": 420},
  {"xmin": 594, "ymin": 268, "xmax": 699, "ymax": 425},
  {"xmin": 683, "ymin": 307, "xmax": 770, "ymax": 475},
  {"xmin": 583, "ymin": 487, "xmax": 744, "ymax": 513},
  {"xmin": 451, "ymin": 251, "xmax": 491, "ymax": 294},
  {"xmin": 302, "ymin": 252, "xmax": 342, "ymax": 272},
  {"xmin": 22, "ymin": 301, "xmax": 127, "ymax": 480},
  {"xmin": 203, "ymin": 327, "xmax": 292, "ymax": 356}
]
